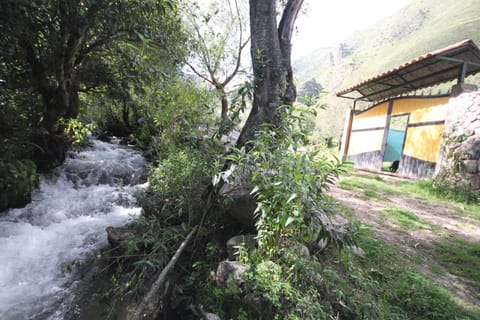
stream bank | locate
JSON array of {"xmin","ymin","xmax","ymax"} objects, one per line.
[{"xmin": 0, "ymin": 139, "xmax": 147, "ymax": 319}]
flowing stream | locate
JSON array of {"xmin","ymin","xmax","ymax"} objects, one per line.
[{"xmin": 0, "ymin": 139, "xmax": 147, "ymax": 319}]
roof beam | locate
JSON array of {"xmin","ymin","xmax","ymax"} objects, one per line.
[
  {"xmin": 437, "ymin": 55, "xmax": 480, "ymax": 67},
  {"xmin": 335, "ymin": 40, "xmax": 480, "ymax": 102}
]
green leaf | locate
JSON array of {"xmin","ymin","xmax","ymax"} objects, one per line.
[
  {"xmin": 285, "ymin": 216, "xmax": 296, "ymax": 227},
  {"xmin": 286, "ymin": 193, "xmax": 297, "ymax": 204}
]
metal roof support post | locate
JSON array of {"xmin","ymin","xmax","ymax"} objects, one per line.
[{"xmin": 458, "ymin": 62, "xmax": 468, "ymax": 84}]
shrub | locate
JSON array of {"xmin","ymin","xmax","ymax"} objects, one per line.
[
  {"xmin": 0, "ymin": 159, "xmax": 38, "ymax": 211},
  {"xmin": 223, "ymin": 104, "xmax": 352, "ymax": 257}
]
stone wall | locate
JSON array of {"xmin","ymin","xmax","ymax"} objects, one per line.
[{"xmin": 436, "ymin": 85, "xmax": 480, "ymax": 189}]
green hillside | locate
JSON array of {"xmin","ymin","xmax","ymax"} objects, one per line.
[{"xmin": 294, "ymin": 0, "xmax": 480, "ymax": 145}]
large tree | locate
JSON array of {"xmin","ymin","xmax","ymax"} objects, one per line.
[
  {"xmin": 0, "ymin": 0, "xmax": 181, "ymax": 166},
  {"xmin": 236, "ymin": 0, "xmax": 304, "ymax": 146}
]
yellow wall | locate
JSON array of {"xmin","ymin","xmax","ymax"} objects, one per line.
[
  {"xmin": 348, "ymin": 129, "xmax": 384, "ymax": 155},
  {"xmin": 351, "ymin": 102, "xmax": 388, "ymax": 130},
  {"xmin": 346, "ymin": 97, "xmax": 449, "ymax": 162},
  {"xmin": 392, "ymin": 97, "xmax": 449, "ymax": 123},
  {"xmin": 403, "ymin": 124, "xmax": 445, "ymax": 162}
]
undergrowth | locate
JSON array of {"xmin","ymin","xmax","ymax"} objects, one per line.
[{"xmin": 100, "ymin": 101, "xmax": 479, "ymax": 319}]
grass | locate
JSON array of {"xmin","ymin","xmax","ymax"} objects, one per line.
[
  {"xmin": 334, "ymin": 170, "xmax": 480, "ymax": 317},
  {"xmin": 379, "ymin": 207, "xmax": 431, "ymax": 230},
  {"xmin": 340, "ymin": 222, "xmax": 480, "ymax": 320},
  {"xmin": 360, "ymin": 189, "xmax": 386, "ymax": 201},
  {"xmin": 339, "ymin": 171, "xmax": 480, "ymax": 215},
  {"xmin": 338, "ymin": 173, "xmax": 397, "ymax": 197},
  {"xmin": 429, "ymin": 238, "xmax": 480, "ymax": 284}
]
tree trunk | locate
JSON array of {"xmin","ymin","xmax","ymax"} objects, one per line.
[
  {"xmin": 220, "ymin": 90, "xmax": 229, "ymax": 123},
  {"xmin": 237, "ymin": 0, "xmax": 303, "ymax": 147}
]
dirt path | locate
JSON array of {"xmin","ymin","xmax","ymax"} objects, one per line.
[{"xmin": 328, "ymin": 173, "xmax": 480, "ymax": 308}]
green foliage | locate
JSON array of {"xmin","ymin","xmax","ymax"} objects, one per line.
[
  {"xmin": 179, "ymin": 241, "xmax": 253, "ymax": 319},
  {"xmin": 244, "ymin": 260, "xmax": 294, "ymax": 309},
  {"xmin": 0, "ymin": 159, "xmax": 38, "ymax": 211},
  {"xmin": 297, "ymin": 78, "xmax": 323, "ymax": 107},
  {"xmin": 147, "ymin": 145, "xmax": 220, "ymax": 225},
  {"xmin": 0, "ymin": 0, "xmax": 187, "ymax": 171},
  {"xmin": 104, "ymin": 140, "xmax": 221, "ymax": 317},
  {"xmin": 225, "ymin": 105, "xmax": 351, "ymax": 256},
  {"xmin": 199, "ymin": 105, "xmax": 357, "ymax": 318},
  {"xmin": 103, "ymin": 217, "xmax": 186, "ymax": 319},
  {"xmin": 349, "ymin": 226, "xmax": 479, "ymax": 320},
  {"xmin": 85, "ymin": 69, "xmax": 216, "ymax": 154},
  {"xmin": 61, "ymin": 118, "xmax": 96, "ymax": 146}
]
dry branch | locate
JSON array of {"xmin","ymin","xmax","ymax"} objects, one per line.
[{"xmin": 129, "ymin": 225, "xmax": 199, "ymax": 320}]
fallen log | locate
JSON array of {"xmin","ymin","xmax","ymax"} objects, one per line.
[{"xmin": 129, "ymin": 225, "xmax": 199, "ymax": 320}]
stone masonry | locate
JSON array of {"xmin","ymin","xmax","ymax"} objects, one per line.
[{"xmin": 436, "ymin": 85, "xmax": 480, "ymax": 190}]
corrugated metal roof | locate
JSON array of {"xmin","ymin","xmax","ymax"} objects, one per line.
[{"xmin": 336, "ymin": 39, "xmax": 480, "ymax": 102}]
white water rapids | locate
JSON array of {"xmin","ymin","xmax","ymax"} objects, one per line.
[{"xmin": 0, "ymin": 139, "xmax": 147, "ymax": 319}]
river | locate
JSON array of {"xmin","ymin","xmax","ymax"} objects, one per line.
[{"xmin": 0, "ymin": 139, "xmax": 147, "ymax": 319}]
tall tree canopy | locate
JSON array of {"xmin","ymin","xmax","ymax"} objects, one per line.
[
  {"xmin": 0, "ymin": 0, "xmax": 182, "ymax": 166},
  {"xmin": 237, "ymin": 0, "xmax": 304, "ymax": 146}
]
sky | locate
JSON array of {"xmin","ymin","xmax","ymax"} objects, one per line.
[{"xmin": 292, "ymin": 0, "xmax": 414, "ymax": 58}]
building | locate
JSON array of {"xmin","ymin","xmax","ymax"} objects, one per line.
[{"xmin": 336, "ymin": 39, "xmax": 480, "ymax": 188}]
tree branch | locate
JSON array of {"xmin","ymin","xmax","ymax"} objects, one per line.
[
  {"xmin": 222, "ymin": 0, "xmax": 250, "ymax": 87},
  {"xmin": 278, "ymin": 0, "xmax": 304, "ymax": 60},
  {"xmin": 130, "ymin": 225, "xmax": 199, "ymax": 320},
  {"xmin": 186, "ymin": 62, "xmax": 217, "ymax": 87}
]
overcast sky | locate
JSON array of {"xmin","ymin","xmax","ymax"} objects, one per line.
[{"xmin": 292, "ymin": 0, "xmax": 414, "ymax": 58}]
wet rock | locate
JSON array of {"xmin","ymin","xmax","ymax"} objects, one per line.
[
  {"xmin": 106, "ymin": 226, "xmax": 132, "ymax": 249},
  {"xmin": 215, "ymin": 261, "xmax": 248, "ymax": 286},
  {"xmin": 226, "ymin": 235, "xmax": 256, "ymax": 260}
]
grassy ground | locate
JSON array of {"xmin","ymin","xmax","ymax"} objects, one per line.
[{"xmin": 331, "ymin": 170, "xmax": 480, "ymax": 318}]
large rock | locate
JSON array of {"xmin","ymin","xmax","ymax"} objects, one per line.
[
  {"xmin": 219, "ymin": 183, "xmax": 256, "ymax": 226},
  {"xmin": 106, "ymin": 226, "xmax": 132, "ymax": 249},
  {"xmin": 290, "ymin": 243, "xmax": 311, "ymax": 260},
  {"xmin": 215, "ymin": 261, "xmax": 248, "ymax": 286}
]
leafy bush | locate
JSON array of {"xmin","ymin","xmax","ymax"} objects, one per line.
[
  {"xmin": 0, "ymin": 159, "xmax": 38, "ymax": 211},
  {"xmin": 61, "ymin": 118, "xmax": 96, "ymax": 146},
  {"xmin": 146, "ymin": 145, "xmax": 220, "ymax": 225},
  {"xmin": 204, "ymin": 105, "xmax": 355, "ymax": 318},
  {"xmin": 224, "ymin": 104, "xmax": 352, "ymax": 257}
]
